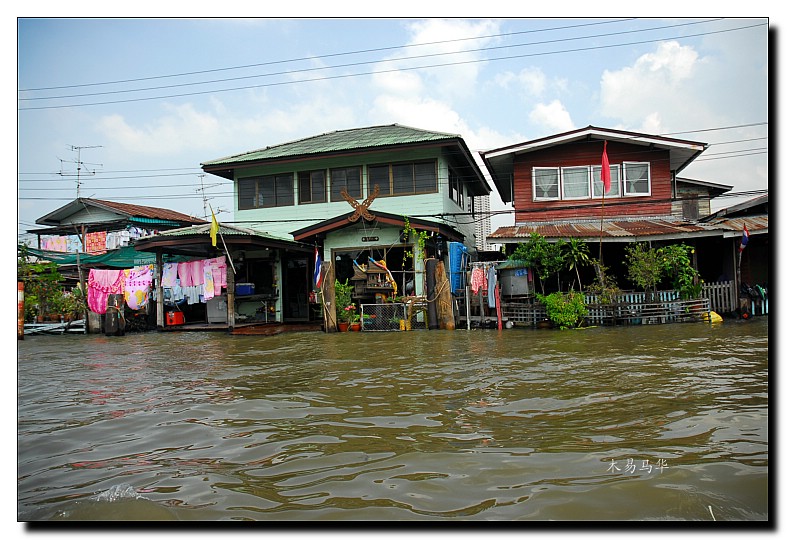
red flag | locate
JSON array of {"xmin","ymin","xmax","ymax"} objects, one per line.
[{"xmin": 601, "ymin": 140, "xmax": 611, "ymax": 194}]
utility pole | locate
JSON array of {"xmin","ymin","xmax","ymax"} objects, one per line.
[{"xmin": 59, "ymin": 145, "xmax": 102, "ymax": 198}]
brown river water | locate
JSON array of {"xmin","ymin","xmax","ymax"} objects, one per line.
[{"xmin": 17, "ymin": 317, "xmax": 769, "ymax": 522}]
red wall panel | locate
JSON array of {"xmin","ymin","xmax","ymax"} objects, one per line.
[{"xmin": 513, "ymin": 140, "xmax": 672, "ymax": 223}]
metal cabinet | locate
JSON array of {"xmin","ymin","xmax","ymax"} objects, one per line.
[{"xmin": 206, "ymin": 295, "xmax": 228, "ymax": 323}]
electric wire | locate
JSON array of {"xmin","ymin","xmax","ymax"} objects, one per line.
[{"xmin": 18, "ymin": 20, "xmax": 766, "ymax": 111}]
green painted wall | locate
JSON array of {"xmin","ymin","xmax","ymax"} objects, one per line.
[{"xmin": 231, "ymin": 147, "xmax": 479, "ymax": 247}]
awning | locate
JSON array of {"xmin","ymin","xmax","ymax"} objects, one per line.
[{"xmin": 20, "ymin": 245, "xmax": 189, "ymax": 268}]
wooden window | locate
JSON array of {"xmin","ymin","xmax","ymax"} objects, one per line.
[
  {"xmin": 367, "ymin": 161, "xmax": 438, "ymax": 197},
  {"xmin": 449, "ymin": 168, "xmax": 464, "ymax": 207},
  {"xmin": 237, "ymin": 174, "xmax": 294, "ymax": 209},
  {"xmin": 238, "ymin": 178, "xmax": 257, "ymax": 210},
  {"xmin": 414, "ymin": 162, "xmax": 437, "ymax": 193},
  {"xmin": 330, "ymin": 167, "xmax": 362, "ymax": 202},
  {"xmin": 298, "ymin": 170, "xmax": 326, "ymax": 204},
  {"xmin": 682, "ymin": 199, "xmax": 699, "ymax": 220},
  {"xmin": 368, "ymin": 165, "xmax": 392, "ymax": 196}
]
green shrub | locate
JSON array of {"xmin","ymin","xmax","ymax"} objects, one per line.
[{"xmin": 536, "ymin": 291, "xmax": 588, "ymax": 330}]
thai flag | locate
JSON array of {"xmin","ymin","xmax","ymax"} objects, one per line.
[
  {"xmin": 739, "ymin": 223, "xmax": 750, "ymax": 252},
  {"xmin": 314, "ymin": 246, "xmax": 323, "ymax": 289}
]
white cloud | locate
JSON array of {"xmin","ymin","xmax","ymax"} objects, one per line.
[
  {"xmin": 96, "ymin": 103, "xmax": 222, "ymax": 157},
  {"xmin": 528, "ymin": 100, "xmax": 575, "ymax": 134},
  {"xmin": 370, "ymin": 94, "xmax": 463, "ymax": 133},
  {"xmin": 599, "ymin": 40, "xmax": 701, "ymax": 129},
  {"xmin": 596, "ymin": 34, "xmax": 767, "ymax": 199},
  {"xmin": 372, "ymin": 69, "xmax": 424, "ymax": 96},
  {"xmin": 372, "ymin": 19, "xmax": 500, "ymax": 102},
  {"xmin": 494, "ymin": 67, "xmax": 547, "ymax": 97}
]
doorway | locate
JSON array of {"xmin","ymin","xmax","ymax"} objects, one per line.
[{"xmin": 282, "ymin": 254, "xmax": 309, "ymax": 320}]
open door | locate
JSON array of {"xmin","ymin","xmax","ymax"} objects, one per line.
[{"xmin": 282, "ymin": 254, "xmax": 309, "ymax": 321}]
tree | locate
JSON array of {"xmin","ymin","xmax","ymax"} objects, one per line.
[
  {"xmin": 625, "ymin": 242, "xmax": 702, "ymax": 300},
  {"xmin": 625, "ymin": 242, "xmax": 663, "ymax": 301},
  {"xmin": 17, "ymin": 244, "xmax": 63, "ymax": 320},
  {"xmin": 660, "ymin": 244, "xmax": 702, "ymax": 299},
  {"xmin": 509, "ymin": 233, "xmax": 566, "ymax": 294},
  {"xmin": 563, "ymin": 238, "xmax": 591, "ymax": 291}
]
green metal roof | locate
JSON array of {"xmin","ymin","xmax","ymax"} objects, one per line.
[
  {"xmin": 201, "ymin": 124, "xmax": 461, "ymax": 167},
  {"xmin": 22, "ymin": 245, "xmax": 189, "ymax": 268},
  {"xmin": 153, "ymin": 222, "xmax": 294, "ymax": 243}
]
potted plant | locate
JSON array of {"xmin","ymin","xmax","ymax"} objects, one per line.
[
  {"xmin": 61, "ymin": 287, "xmax": 86, "ymax": 322},
  {"xmin": 334, "ymin": 279, "xmax": 355, "ymax": 331}
]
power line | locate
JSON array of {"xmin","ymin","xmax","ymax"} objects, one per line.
[
  {"xmin": 18, "ymin": 20, "xmax": 766, "ymax": 111},
  {"xmin": 21, "ymin": 19, "xmax": 723, "ymax": 102},
  {"xmin": 19, "ymin": 18, "xmax": 640, "ymax": 92}
]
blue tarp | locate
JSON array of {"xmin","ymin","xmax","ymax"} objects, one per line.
[{"xmin": 448, "ymin": 242, "xmax": 469, "ymax": 293}]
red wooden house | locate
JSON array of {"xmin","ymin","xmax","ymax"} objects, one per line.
[{"xmin": 480, "ymin": 125, "xmax": 745, "ymax": 296}]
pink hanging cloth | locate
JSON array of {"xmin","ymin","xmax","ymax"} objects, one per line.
[
  {"xmin": 178, "ymin": 261, "xmax": 194, "ymax": 287},
  {"xmin": 124, "ymin": 265, "xmax": 154, "ymax": 310},
  {"xmin": 87, "ymin": 269, "xmax": 125, "ymax": 314}
]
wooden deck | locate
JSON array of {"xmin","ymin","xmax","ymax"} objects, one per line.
[{"xmin": 23, "ymin": 320, "xmax": 86, "ymax": 335}]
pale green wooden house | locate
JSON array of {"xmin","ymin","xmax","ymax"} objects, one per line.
[{"xmin": 201, "ymin": 124, "xmax": 491, "ymax": 328}]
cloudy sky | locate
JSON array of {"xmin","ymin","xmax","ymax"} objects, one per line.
[{"xmin": 17, "ymin": 17, "xmax": 770, "ymax": 243}]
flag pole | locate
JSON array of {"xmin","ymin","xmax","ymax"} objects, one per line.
[
  {"xmin": 598, "ymin": 140, "xmax": 610, "ymax": 265},
  {"xmin": 209, "ymin": 204, "xmax": 236, "ymax": 275},
  {"xmin": 599, "ymin": 187, "xmax": 606, "ymax": 264}
]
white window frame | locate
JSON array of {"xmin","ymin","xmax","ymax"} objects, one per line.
[
  {"xmin": 591, "ymin": 164, "xmax": 621, "ymax": 198},
  {"xmin": 532, "ymin": 167, "xmax": 560, "ymax": 201},
  {"xmin": 622, "ymin": 162, "xmax": 651, "ymax": 197},
  {"xmin": 561, "ymin": 166, "xmax": 591, "ymax": 200}
]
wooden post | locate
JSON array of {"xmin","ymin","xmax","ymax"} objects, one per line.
[
  {"xmin": 465, "ymin": 282, "xmax": 471, "ymax": 330},
  {"xmin": 227, "ymin": 256, "xmax": 235, "ymax": 332},
  {"xmin": 156, "ymin": 250, "xmax": 164, "ymax": 330},
  {"xmin": 435, "ymin": 261, "xmax": 454, "ymax": 330},
  {"xmin": 324, "ymin": 259, "xmax": 337, "ymax": 332},
  {"xmin": 76, "ymin": 225, "xmax": 90, "ymax": 333},
  {"xmin": 425, "ymin": 258, "xmax": 439, "ymax": 330}
]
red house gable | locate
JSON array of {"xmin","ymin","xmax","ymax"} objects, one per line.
[{"xmin": 481, "ymin": 126, "xmax": 707, "ymax": 225}]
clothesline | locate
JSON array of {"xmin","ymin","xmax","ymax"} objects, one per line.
[{"xmin": 86, "ymin": 255, "xmax": 228, "ymax": 315}]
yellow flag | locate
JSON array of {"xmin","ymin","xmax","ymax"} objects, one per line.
[{"xmin": 210, "ymin": 209, "xmax": 219, "ymax": 247}]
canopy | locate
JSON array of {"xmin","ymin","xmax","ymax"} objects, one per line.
[{"xmin": 21, "ymin": 245, "xmax": 189, "ymax": 269}]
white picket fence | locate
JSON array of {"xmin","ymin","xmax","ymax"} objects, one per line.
[{"xmin": 702, "ymin": 281, "xmax": 738, "ymax": 314}]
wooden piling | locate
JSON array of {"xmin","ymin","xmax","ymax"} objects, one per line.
[
  {"xmin": 425, "ymin": 258, "xmax": 439, "ymax": 330},
  {"xmin": 435, "ymin": 261, "xmax": 454, "ymax": 330}
]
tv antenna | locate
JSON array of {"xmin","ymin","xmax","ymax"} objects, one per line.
[
  {"xmin": 196, "ymin": 173, "xmax": 212, "ymax": 220},
  {"xmin": 59, "ymin": 145, "xmax": 102, "ymax": 198}
]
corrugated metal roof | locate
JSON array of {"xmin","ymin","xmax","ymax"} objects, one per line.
[
  {"xmin": 201, "ymin": 124, "xmax": 461, "ymax": 166},
  {"xmin": 150, "ymin": 222, "xmax": 293, "ymax": 243},
  {"xmin": 34, "ymin": 198, "xmax": 206, "ymax": 227},
  {"xmin": 88, "ymin": 199, "xmax": 205, "ymax": 223},
  {"xmin": 489, "ymin": 218, "xmax": 721, "ymax": 242},
  {"xmin": 703, "ymin": 215, "xmax": 768, "ymax": 234}
]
